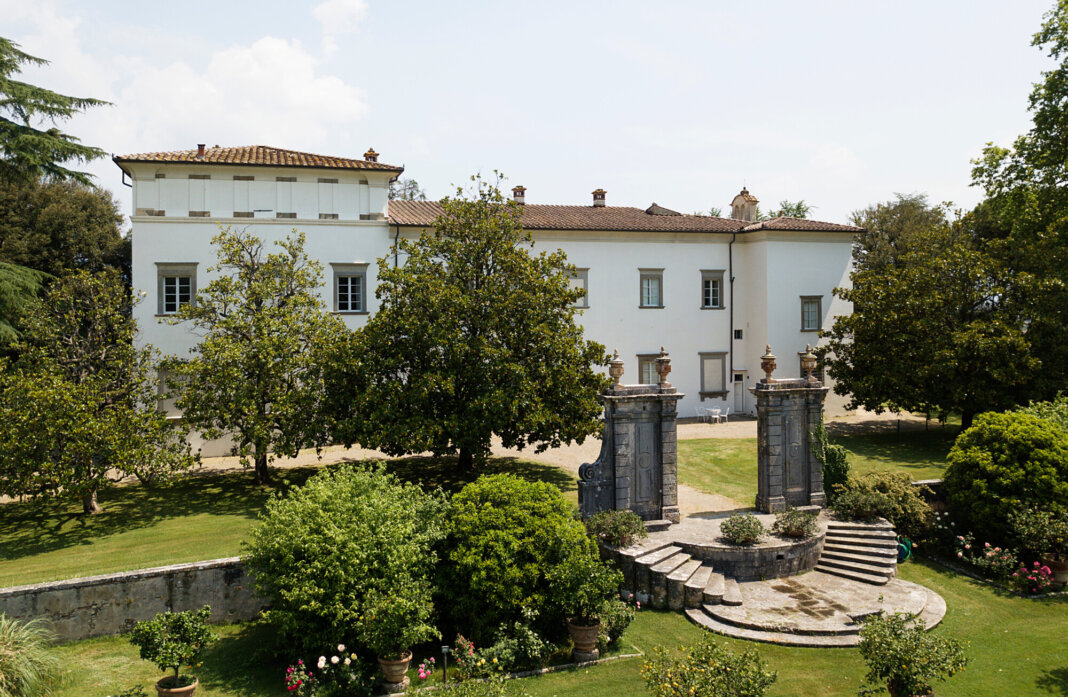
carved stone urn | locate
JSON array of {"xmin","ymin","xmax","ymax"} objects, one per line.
[
  {"xmin": 608, "ymin": 349, "xmax": 625, "ymax": 387},
  {"xmin": 760, "ymin": 345, "xmax": 777, "ymax": 383}
]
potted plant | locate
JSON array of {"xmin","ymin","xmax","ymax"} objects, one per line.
[
  {"xmin": 359, "ymin": 593, "xmax": 438, "ymax": 685},
  {"xmin": 1011, "ymin": 509, "xmax": 1068, "ymax": 585},
  {"xmin": 858, "ymin": 613, "xmax": 968, "ymax": 697},
  {"xmin": 550, "ymin": 554, "xmax": 623, "ymax": 659},
  {"xmin": 128, "ymin": 606, "xmax": 218, "ymax": 697}
]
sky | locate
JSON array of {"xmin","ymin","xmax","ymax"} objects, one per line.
[{"xmin": 2, "ymin": 0, "xmax": 1058, "ymax": 223}]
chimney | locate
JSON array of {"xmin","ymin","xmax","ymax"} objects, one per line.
[
  {"xmin": 592, "ymin": 188, "xmax": 606, "ymax": 207},
  {"xmin": 363, "ymin": 147, "xmax": 379, "ymax": 162},
  {"xmin": 196, "ymin": 143, "xmax": 206, "ymax": 159},
  {"xmin": 730, "ymin": 187, "xmax": 758, "ymax": 222},
  {"xmin": 512, "ymin": 185, "xmax": 526, "ymax": 205}
]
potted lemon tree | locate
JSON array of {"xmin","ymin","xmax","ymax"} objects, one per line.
[
  {"xmin": 128, "ymin": 606, "xmax": 218, "ymax": 697},
  {"xmin": 550, "ymin": 554, "xmax": 623, "ymax": 660},
  {"xmin": 359, "ymin": 591, "xmax": 438, "ymax": 686}
]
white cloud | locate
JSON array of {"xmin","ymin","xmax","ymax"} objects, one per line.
[{"xmin": 313, "ymin": 0, "xmax": 368, "ymax": 54}]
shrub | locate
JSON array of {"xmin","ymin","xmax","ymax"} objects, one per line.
[
  {"xmin": 771, "ymin": 507, "xmax": 819, "ymax": 539},
  {"xmin": 1013, "ymin": 561, "xmax": 1055, "ymax": 594},
  {"xmin": 440, "ymin": 474, "xmax": 596, "ymax": 644},
  {"xmin": 719, "ymin": 513, "xmax": 766, "ymax": 545},
  {"xmin": 641, "ymin": 636, "xmax": 776, "ymax": 697},
  {"xmin": 858, "ymin": 613, "xmax": 968, "ymax": 697},
  {"xmin": 547, "ymin": 552, "xmax": 624, "ymax": 626},
  {"xmin": 585, "ymin": 509, "xmax": 648, "ymax": 548},
  {"xmin": 945, "ymin": 412, "xmax": 1068, "ymax": 545},
  {"xmin": 596, "ymin": 596, "xmax": 636, "ymax": 651},
  {"xmin": 284, "ymin": 649, "xmax": 374, "ymax": 697},
  {"xmin": 1016, "ymin": 394, "xmax": 1068, "ymax": 431},
  {"xmin": 953, "ymin": 533, "xmax": 1019, "ymax": 584},
  {"xmin": 476, "ymin": 608, "xmax": 550, "ymax": 672},
  {"xmin": 832, "ymin": 471, "xmax": 932, "ymax": 539},
  {"xmin": 811, "ymin": 419, "xmax": 850, "ymax": 504},
  {"xmin": 128, "ymin": 606, "xmax": 218, "ymax": 689},
  {"xmin": 1010, "ymin": 508, "xmax": 1068, "ymax": 560},
  {"xmin": 242, "ymin": 464, "xmax": 447, "ymax": 658},
  {"xmin": 0, "ymin": 615, "xmax": 59, "ymax": 697}
]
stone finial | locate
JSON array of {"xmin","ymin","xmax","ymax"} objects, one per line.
[
  {"xmin": 760, "ymin": 344, "xmax": 777, "ymax": 384},
  {"xmin": 655, "ymin": 346, "xmax": 672, "ymax": 388},
  {"xmin": 801, "ymin": 344, "xmax": 819, "ymax": 386},
  {"xmin": 608, "ymin": 349, "xmax": 624, "ymax": 387}
]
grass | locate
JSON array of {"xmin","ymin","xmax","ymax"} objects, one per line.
[
  {"xmin": 0, "ymin": 456, "xmax": 576, "ymax": 587},
  {"xmin": 678, "ymin": 427, "xmax": 960, "ymax": 507},
  {"xmin": 48, "ymin": 558, "xmax": 1068, "ymax": 697}
]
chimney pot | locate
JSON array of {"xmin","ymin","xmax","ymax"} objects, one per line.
[
  {"xmin": 592, "ymin": 188, "xmax": 606, "ymax": 207},
  {"xmin": 363, "ymin": 147, "xmax": 379, "ymax": 162},
  {"xmin": 512, "ymin": 185, "xmax": 526, "ymax": 205},
  {"xmin": 196, "ymin": 143, "xmax": 206, "ymax": 159}
]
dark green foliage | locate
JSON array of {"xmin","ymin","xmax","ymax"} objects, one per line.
[
  {"xmin": 596, "ymin": 596, "xmax": 635, "ymax": 651},
  {"xmin": 832, "ymin": 472, "xmax": 933, "ymax": 539},
  {"xmin": 1010, "ymin": 508, "xmax": 1068, "ymax": 559},
  {"xmin": 1016, "ymin": 394, "xmax": 1068, "ymax": 431},
  {"xmin": 0, "ymin": 38, "xmax": 108, "ymax": 185},
  {"xmin": 759, "ymin": 199, "xmax": 811, "ymax": 220},
  {"xmin": 387, "ymin": 177, "xmax": 426, "ymax": 201},
  {"xmin": 335, "ymin": 175, "xmax": 608, "ymax": 469},
  {"xmin": 0, "ymin": 261, "xmax": 44, "ymax": 344},
  {"xmin": 719, "ymin": 513, "xmax": 766, "ymax": 546},
  {"xmin": 0, "ymin": 270, "xmax": 194, "ymax": 513},
  {"xmin": 547, "ymin": 551, "xmax": 624, "ymax": 626},
  {"xmin": 477, "ymin": 608, "xmax": 551, "ymax": 671},
  {"xmin": 0, "ymin": 614, "xmax": 59, "ymax": 697},
  {"xmin": 857, "ymin": 613, "xmax": 968, "ymax": 697},
  {"xmin": 440, "ymin": 474, "xmax": 595, "ymax": 644},
  {"xmin": 641, "ymin": 636, "xmax": 776, "ymax": 697},
  {"xmin": 584, "ymin": 509, "xmax": 648, "ymax": 548},
  {"xmin": 771, "ymin": 507, "xmax": 819, "ymax": 539},
  {"xmin": 128, "ymin": 606, "xmax": 217, "ymax": 687},
  {"xmin": 242, "ymin": 465, "xmax": 446, "ymax": 658},
  {"xmin": 848, "ymin": 193, "xmax": 952, "ymax": 275},
  {"xmin": 945, "ymin": 411, "xmax": 1068, "ymax": 545},
  {"xmin": 811, "ymin": 419, "xmax": 850, "ymax": 504}
]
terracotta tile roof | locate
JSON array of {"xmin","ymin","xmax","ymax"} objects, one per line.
[
  {"xmin": 740, "ymin": 216, "xmax": 864, "ymax": 233},
  {"xmin": 389, "ymin": 201, "xmax": 860, "ymax": 234},
  {"xmin": 734, "ymin": 187, "xmax": 759, "ymax": 203},
  {"xmin": 113, "ymin": 145, "xmax": 403, "ymax": 172}
]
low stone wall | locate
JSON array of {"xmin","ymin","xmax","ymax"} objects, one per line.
[
  {"xmin": 0, "ymin": 558, "xmax": 264, "ymax": 642},
  {"xmin": 676, "ymin": 534, "xmax": 824, "ymax": 581}
]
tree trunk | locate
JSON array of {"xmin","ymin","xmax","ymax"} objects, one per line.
[
  {"xmin": 82, "ymin": 488, "xmax": 101, "ymax": 515},
  {"xmin": 254, "ymin": 451, "xmax": 270, "ymax": 485},
  {"xmin": 458, "ymin": 447, "xmax": 474, "ymax": 472},
  {"xmin": 961, "ymin": 410, "xmax": 975, "ymax": 430}
]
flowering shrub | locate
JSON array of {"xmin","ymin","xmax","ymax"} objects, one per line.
[
  {"xmin": 478, "ymin": 608, "xmax": 551, "ymax": 671},
  {"xmin": 1010, "ymin": 508, "xmax": 1068, "ymax": 559},
  {"xmin": 641, "ymin": 635, "xmax": 776, "ymax": 697},
  {"xmin": 127, "ymin": 606, "xmax": 217, "ymax": 689},
  {"xmin": 1013, "ymin": 561, "xmax": 1054, "ymax": 594},
  {"xmin": 720, "ymin": 513, "xmax": 766, "ymax": 546},
  {"xmin": 832, "ymin": 471, "xmax": 933, "ymax": 539},
  {"xmin": 284, "ymin": 645, "xmax": 374, "ymax": 697},
  {"xmin": 858, "ymin": 613, "xmax": 968, "ymax": 697},
  {"xmin": 547, "ymin": 552, "xmax": 624, "ymax": 625},
  {"xmin": 597, "ymin": 595, "xmax": 637, "ymax": 651},
  {"xmin": 954, "ymin": 533, "xmax": 1020, "ymax": 583},
  {"xmin": 771, "ymin": 507, "xmax": 819, "ymax": 539},
  {"xmin": 416, "ymin": 656, "xmax": 436, "ymax": 681},
  {"xmin": 452, "ymin": 635, "xmax": 501, "ymax": 680},
  {"xmin": 584, "ymin": 510, "xmax": 648, "ymax": 547},
  {"xmin": 284, "ymin": 660, "xmax": 313, "ymax": 695}
]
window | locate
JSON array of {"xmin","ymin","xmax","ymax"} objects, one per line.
[
  {"xmin": 639, "ymin": 269, "xmax": 663, "ymax": 308},
  {"xmin": 701, "ymin": 270, "xmax": 725, "ymax": 309},
  {"xmin": 233, "ymin": 175, "xmax": 254, "ymax": 181},
  {"xmin": 276, "ymin": 176, "xmax": 297, "ymax": 182},
  {"xmin": 156, "ymin": 263, "xmax": 197, "ymax": 315},
  {"xmin": 637, "ymin": 355, "xmax": 659, "ymax": 385},
  {"xmin": 801, "ymin": 296, "xmax": 822, "ymax": 332},
  {"xmin": 699, "ymin": 352, "xmax": 728, "ymax": 397},
  {"xmin": 318, "ymin": 177, "xmax": 339, "ymax": 184},
  {"xmin": 188, "ymin": 174, "xmax": 210, "ymax": 180},
  {"xmin": 276, "ymin": 212, "xmax": 297, "ymax": 219},
  {"xmin": 332, "ymin": 263, "xmax": 369, "ymax": 313},
  {"xmin": 319, "ymin": 213, "xmax": 339, "ymax": 220},
  {"xmin": 233, "ymin": 211, "xmax": 254, "ymax": 218},
  {"xmin": 188, "ymin": 210, "xmax": 210, "ymax": 217},
  {"xmin": 570, "ymin": 268, "xmax": 589, "ymax": 307},
  {"xmin": 734, "ymin": 329, "xmax": 743, "ymax": 340}
]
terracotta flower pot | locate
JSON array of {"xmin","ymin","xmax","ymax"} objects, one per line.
[
  {"xmin": 155, "ymin": 676, "xmax": 198, "ymax": 697},
  {"xmin": 377, "ymin": 651, "xmax": 412, "ymax": 684},
  {"xmin": 567, "ymin": 620, "xmax": 600, "ymax": 653},
  {"xmin": 1043, "ymin": 556, "xmax": 1068, "ymax": 585}
]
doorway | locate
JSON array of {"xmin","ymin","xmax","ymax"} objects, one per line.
[{"xmin": 733, "ymin": 372, "xmax": 746, "ymax": 413}]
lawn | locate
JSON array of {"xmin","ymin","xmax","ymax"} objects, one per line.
[
  {"xmin": 678, "ymin": 427, "xmax": 960, "ymax": 508},
  {"xmin": 0, "ymin": 456, "xmax": 576, "ymax": 587},
  {"xmin": 50, "ymin": 558, "xmax": 1068, "ymax": 697}
]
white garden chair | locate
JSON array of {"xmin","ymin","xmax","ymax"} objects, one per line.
[
  {"xmin": 710, "ymin": 408, "xmax": 722, "ymax": 423},
  {"xmin": 718, "ymin": 407, "xmax": 731, "ymax": 423}
]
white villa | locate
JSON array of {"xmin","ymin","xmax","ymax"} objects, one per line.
[{"xmin": 114, "ymin": 144, "xmax": 858, "ymax": 440}]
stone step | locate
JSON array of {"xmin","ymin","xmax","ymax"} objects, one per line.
[
  {"xmin": 818, "ymin": 555, "xmax": 897, "ymax": 576},
  {"xmin": 815, "ymin": 563, "xmax": 890, "ymax": 586},
  {"xmin": 683, "ymin": 565, "xmax": 714, "ymax": 608},
  {"xmin": 705, "ymin": 605, "xmax": 860, "ymax": 637},
  {"xmin": 644, "ymin": 519, "xmax": 673, "ymax": 533},
  {"xmin": 667, "ymin": 559, "xmax": 704, "ymax": 611},
  {"xmin": 918, "ymin": 587, "xmax": 948, "ymax": 629},
  {"xmin": 821, "ymin": 548, "xmax": 897, "ymax": 569},
  {"xmin": 618, "ymin": 539, "xmax": 676, "ymax": 591},
  {"xmin": 827, "ymin": 521, "xmax": 895, "ymax": 532},
  {"xmin": 702, "ymin": 571, "xmax": 725, "ymax": 605},
  {"xmin": 633, "ymin": 545, "xmax": 683, "ymax": 598},
  {"xmin": 722, "ymin": 577, "xmax": 744, "ymax": 606},
  {"xmin": 684, "ymin": 608, "xmax": 860, "ymax": 648},
  {"xmin": 823, "ymin": 542, "xmax": 898, "ymax": 559},
  {"xmin": 825, "ymin": 529, "xmax": 897, "ymax": 541},
  {"xmin": 650, "ymin": 552, "xmax": 693, "ymax": 609}
]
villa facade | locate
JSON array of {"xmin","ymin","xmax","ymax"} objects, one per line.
[{"xmin": 114, "ymin": 145, "xmax": 859, "ymax": 442}]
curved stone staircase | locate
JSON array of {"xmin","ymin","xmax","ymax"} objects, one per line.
[{"xmin": 815, "ymin": 520, "xmax": 899, "ymax": 585}]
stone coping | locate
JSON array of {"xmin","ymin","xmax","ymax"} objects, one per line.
[
  {"xmin": 659, "ymin": 511, "xmax": 828, "ymax": 552},
  {"xmin": 0, "ymin": 557, "xmax": 243, "ymax": 595}
]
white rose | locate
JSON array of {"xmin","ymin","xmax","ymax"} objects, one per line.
[
  {"xmin": 331, "ymin": 656, "xmax": 340, "ymax": 664},
  {"xmin": 338, "ymin": 644, "xmax": 346, "ymax": 652},
  {"xmin": 344, "ymin": 658, "xmax": 351, "ymax": 666},
  {"xmin": 317, "ymin": 657, "xmax": 326, "ymax": 669}
]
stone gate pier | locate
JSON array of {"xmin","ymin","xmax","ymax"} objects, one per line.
[{"xmin": 579, "ymin": 348, "xmax": 683, "ymax": 524}]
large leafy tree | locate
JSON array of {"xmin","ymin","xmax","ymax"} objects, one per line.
[
  {"xmin": 336, "ymin": 175, "xmax": 608, "ymax": 469},
  {"xmin": 0, "ymin": 37, "xmax": 108, "ymax": 185},
  {"xmin": 166, "ymin": 227, "xmax": 347, "ymax": 484},
  {"xmin": 0, "ymin": 270, "xmax": 194, "ymax": 513},
  {"xmin": 848, "ymin": 193, "xmax": 953, "ymax": 274}
]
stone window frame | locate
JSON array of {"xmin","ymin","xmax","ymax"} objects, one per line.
[
  {"xmin": 332, "ymin": 263, "xmax": 369, "ymax": 314},
  {"xmin": 700, "ymin": 269, "xmax": 725, "ymax": 310},
  {"xmin": 639, "ymin": 268, "xmax": 664, "ymax": 309},
  {"xmin": 156, "ymin": 262, "xmax": 197, "ymax": 316},
  {"xmin": 801, "ymin": 295, "xmax": 822, "ymax": 332},
  {"xmin": 698, "ymin": 351, "xmax": 729, "ymax": 400},
  {"xmin": 570, "ymin": 268, "xmax": 589, "ymax": 308}
]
